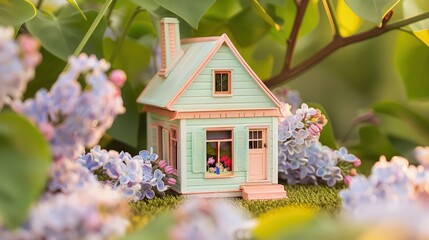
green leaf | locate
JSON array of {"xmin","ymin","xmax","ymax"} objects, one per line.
[
  {"xmin": 345, "ymin": 0, "xmax": 400, "ymax": 26},
  {"xmin": 373, "ymin": 101, "xmax": 429, "ymax": 145},
  {"xmin": 308, "ymin": 102, "xmax": 338, "ymax": 149},
  {"xmin": 103, "ymin": 37, "xmax": 148, "ymax": 147},
  {"xmin": 66, "ymin": 0, "xmax": 87, "ymax": 20},
  {"xmin": 152, "ymin": 0, "xmax": 216, "ymax": 29},
  {"xmin": 0, "ymin": 113, "xmax": 51, "ymax": 228},
  {"xmin": 250, "ymin": 0, "xmax": 281, "ymax": 31},
  {"xmin": 274, "ymin": 0, "xmax": 320, "ymax": 41},
  {"xmin": 106, "ymin": 80, "xmax": 139, "ymax": 148},
  {"xmin": 26, "ymin": 10, "xmax": 107, "ymax": 61},
  {"xmin": 403, "ymin": 0, "xmax": 429, "ymax": 46},
  {"xmin": 24, "ymin": 48, "xmax": 67, "ymax": 99},
  {"xmin": 353, "ymin": 125, "xmax": 398, "ymax": 159},
  {"xmin": 228, "ymin": 8, "xmax": 271, "ymax": 47},
  {"xmin": 122, "ymin": 213, "xmax": 174, "ymax": 240},
  {"xmin": 394, "ymin": 32, "xmax": 429, "ymax": 100},
  {"xmin": 0, "ymin": 0, "xmax": 36, "ymax": 30},
  {"xmin": 336, "ymin": 0, "xmax": 362, "ymax": 37}
]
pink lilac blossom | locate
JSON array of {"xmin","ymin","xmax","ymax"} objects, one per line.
[
  {"xmin": 169, "ymin": 199, "xmax": 253, "ymax": 240},
  {"xmin": 2, "ymin": 183, "xmax": 129, "ymax": 240},
  {"xmin": 0, "ymin": 27, "xmax": 41, "ymax": 110},
  {"xmin": 339, "ymin": 150, "xmax": 429, "ymax": 237},
  {"xmin": 12, "ymin": 53, "xmax": 125, "ymax": 161}
]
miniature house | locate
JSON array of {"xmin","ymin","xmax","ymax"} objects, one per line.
[{"xmin": 137, "ymin": 18, "xmax": 286, "ymax": 200}]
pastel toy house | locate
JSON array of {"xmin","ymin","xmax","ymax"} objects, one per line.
[{"xmin": 137, "ymin": 18, "xmax": 286, "ymax": 200}]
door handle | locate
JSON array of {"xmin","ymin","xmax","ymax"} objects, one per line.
[{"xmin": 264, "ymin": 143, "xmax": 267, "ymax": 148}]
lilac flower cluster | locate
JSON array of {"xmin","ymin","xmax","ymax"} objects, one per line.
[
  {"xmin": 12, "ymin": 53, "xmax": 126, "ymax": 161},
  {"xmin": 76, "ymin": 145, "xmax": 177, "ymax": 202},
  {"xmin": 340, "ymin": 148, "xmax": 429, "ymax": 211},
  {"xmin": 169, "ymin": 199, "xmax": 253, "ymax": 240},
  {"xmin": 339, "ymin": 149, "xmax": 429, "ymax": 236},
  {"xmin": 0, "ymin": 27, "xmax": 41, "ymax": 110},
  {"xmin": 276, "ymin": 88, "xmax": 360, "ymax": 186},
  {"xmin": 2, "ymin": 182, "xmax": 129, "ymax": 239}
]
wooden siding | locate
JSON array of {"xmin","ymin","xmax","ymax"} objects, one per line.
[
  {"xmin": 146, "ymin": 113, "xmax": 181, "ymax": 192},
  {"xmin": 184, "ymin": 117, "xmax": 275, "ymax": 193},
  {"xmin": 171, "ymin": 45, "xmax": 277, "ymax": 111}
]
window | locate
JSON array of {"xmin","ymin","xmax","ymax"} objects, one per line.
[
  {"xmin": 249, "ymin": 130, "xmax": 263, "ymax": 149},
  {"xmin": 170, "ymin": 128, "xmax": 178, "ymax": 171},
  {"xmin": 206, "ymin": 130, "xmax": 233, "ymax": 177},
  {"xmin": 157, "ymin": 126, "xmax": 164, "ymax": 159},
  {"xmin": 214, "ymin": 71, "xmax": 231, "ymax": 95}
]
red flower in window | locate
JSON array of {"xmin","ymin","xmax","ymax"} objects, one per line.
[{"xmin": 220, "ymin": 155, "xmax": 232, "ymax": 170}]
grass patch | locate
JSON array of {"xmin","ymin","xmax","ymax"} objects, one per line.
[{"xmin": 129, "ymin": 184, "xmax": 342, "ymax": 229}]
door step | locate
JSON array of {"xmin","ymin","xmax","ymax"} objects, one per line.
[{"xmin": 240, "ymin": 184, "xmax": 287, "ymax": 200}]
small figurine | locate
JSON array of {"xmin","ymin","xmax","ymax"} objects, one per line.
[{"xmin": 137, "ymin": 18, "xmax": 286, "ymax": 200}]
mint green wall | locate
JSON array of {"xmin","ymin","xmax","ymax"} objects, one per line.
[
  {"xmin": 183, "ymin": 117, "xmax": 275, "ymax": 193},
  {"xmin": 146, "ymin": 113, "xmax": 181, "ymax": 193},
  {"xmin": 171, "ymin": 45, "xmax": 277, "ymax": 111}
]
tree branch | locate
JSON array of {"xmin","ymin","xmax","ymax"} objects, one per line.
[
  {"xmin": 283, "ymin": 0, "xmax": 310, "ymax": 73},
  {"xmin": 264, "ymin": 11, "xmax": 429, "ymax": 89}
]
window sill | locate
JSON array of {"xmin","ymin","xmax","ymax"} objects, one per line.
[
  {"xmin": 212, "ymin": 94, "xmax": 233, "ymax": 97},
  {"xmin": 204, "ymin": 172, "xmax": 235, "ymax": 179}
]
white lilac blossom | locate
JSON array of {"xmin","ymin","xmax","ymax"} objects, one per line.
[
  {"xmin": 340, "ymin": 153, "xmax": 429, "ymax": 211},
  {"xmin": 276, "ymin": 93, "xmax": 359, "ymax": 186},
  {"xmin": 0, "ymin": 27, "xmax": 41, "ymax": 110},
  {"xmin": 278, "ymin": 103, "xmax": 357, "ymax": 186},
  {"xmin": 76, "ymin": 146, "xmax": 174, "ymax": 202},
  {"xmin": 2, "ymin": 183, "xmax": 129, "ymax": 240},
  {"xmin": 12, "ymin": 53, "xmax": 126, "ymax": 161},
  {"xmin": 339, "ymin": 150, "xmax": 429, "ymax": 238},
  {"xmin": 169, "ymin": 199, "xmax": 254, "ymax": 240}
]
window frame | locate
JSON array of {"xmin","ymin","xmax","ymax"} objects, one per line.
[
  {"xmin": 212, "ymin": 70, "xmax": 232, "ymax": 96},
  {"xmin": 169, "ymin": 126, "xmax": 179, "ymax": 175},
  {"xmin": 205, "ymin": 128, "xmax": 234, "ymax": 178}
]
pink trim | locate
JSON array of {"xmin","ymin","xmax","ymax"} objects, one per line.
[
  {"xmin": 142, "ymin": 105, "xmax": 175, "ymax": 118},
  {"xmin": 166, "ymin": 38, "xmax": 224, "ymax": 108},
  {"xmin": 204, "ymin": 127, "xmax": 235, "ymax": 179},
  {"xmin": 169, "ymin": 125, "xmax": 179, "ymax": 173},
  {"xmin": 172, "ymin": 109, "xmax": 281, "ymax": 120},
  {"xmin": 221, "ymin": 34, "xmax": 283, "ymax": 109},
  {"xmin": 166, "ymin": 33, "xmax": 283, "ymax": 110},
  {"xmin": 181, "ymin": 36, "xmax": 220, "ymax": 44},
  {"xmin": 213, "ymin": 70, "xmax": 232, "ymax": 95}
]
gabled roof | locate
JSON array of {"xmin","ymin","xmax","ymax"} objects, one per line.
[{"xmin": 137, "ymin": 34, "xmax": 282, "ymax": 110}]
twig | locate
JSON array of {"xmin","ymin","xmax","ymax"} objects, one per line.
[
  {"xmin": 264, "ymin": 11, "xmax": 429, "ymax": 88},
  {"xmin": 282, "ymin": 0, "xmax": 310, "ymax": 73},
  {"xmin": 106, "ymin": 0, "xmax": 118, "ymax": 25},
  {"xmin": 109, "ymin": 7, "xmax": 142, "ymax": 64},
  {"xmin": 36, "ymin": 0, "xmax": 44, "ymax": 9}
]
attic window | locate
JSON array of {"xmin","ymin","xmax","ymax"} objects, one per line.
[{"xmin": 213, "ymin": 71, "xmax": 232, "ymax": 95}]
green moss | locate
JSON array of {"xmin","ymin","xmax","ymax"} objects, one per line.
[
  {"xmin": 236, "ymin": 185, "xmax": 342, "ymax": 217},
  {"xmin": 129, "ymin": 185, "xmax": 342, "ymax": 228}
]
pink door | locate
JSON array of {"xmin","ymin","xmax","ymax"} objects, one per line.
[{"xmin": 248, "ymin": 129, "xmax": 267, "ymax": 181}]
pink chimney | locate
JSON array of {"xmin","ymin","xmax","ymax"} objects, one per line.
[{"xmin": 159, "ymin": 18, "xmax": 183, "ymax": 77}]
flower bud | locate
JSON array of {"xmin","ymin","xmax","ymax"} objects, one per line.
[
  {"xmin": 164, "ymin": 165, "xmax": 174, "ymax": 174},
  {"xmin": 109, "ymin": 70, "xmax": 127, "ymax": 87},
  {"xmin": 344, "ymin": 175, "xmax": 352, "ymax": 186},
  {"xmin": 167, "ymin": 177, "xmax": 176, "ymax": 186},
  {"xmin": 353, "ymin": 158, "xmax": 362, "ymax": 167},
  {"xmin": 158, "ymin": 160, "xmax": 167, "ymax": 169},
  {"xmin": 308, "ymin": 124, "xmax": 323, "ymax": 136},
  {"xmin": 38, "ymin": 122, "xmax": 55, "ymax": 141},
  {"xmin": 349, "ymin": 168, "xmax": 357, "ymax": 176}
]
